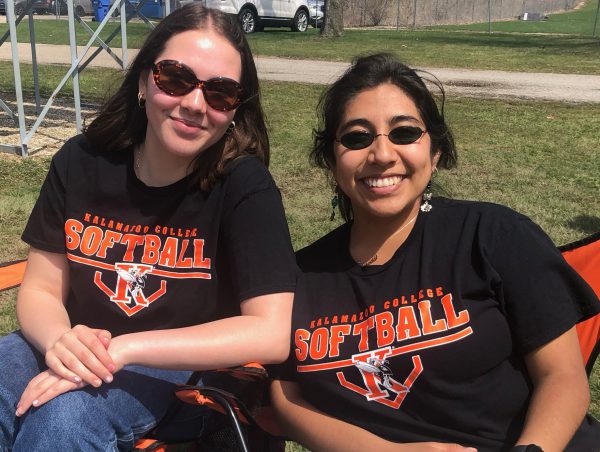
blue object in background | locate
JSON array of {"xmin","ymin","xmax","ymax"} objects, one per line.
[
  {"xmin": 93, "ymin": 0, "xmax": 109, "ymax": 21},
  {"xmin": 139, "ymin": 0, "xmax": 163, "ymax": 18}
]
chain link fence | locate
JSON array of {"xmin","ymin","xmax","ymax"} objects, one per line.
[{"xmin": 341, "ymin": 0, "xmax": 582, "ymax": 28}]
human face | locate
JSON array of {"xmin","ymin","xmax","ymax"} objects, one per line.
[
  {"xmin": 333, "ymin": 83, "xmax": 440, "ymax": 222},
  {"xmin": 139, "ymin": 29, "xmax": 242, "ymax": 163}
]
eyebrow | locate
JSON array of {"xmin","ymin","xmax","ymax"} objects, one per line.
[
  {"xmin": 340, "ymin": 114, "xmax": 421, "ymax": 131},
  {"xmin": 390, "ymin": 114, "xmax": 421, "ymax": 124},
  {"xmin": 339, "ymin": 118, "xmax": 371, "ymax": 130}
]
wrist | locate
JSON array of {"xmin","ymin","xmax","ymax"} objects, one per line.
[
  {"xmin": 107, "ymin": 336, "xmax": 131, "ymax": 371},
  {"xmin": 40, "ymin": 326, "xmax": 71, "ymax": 354}
]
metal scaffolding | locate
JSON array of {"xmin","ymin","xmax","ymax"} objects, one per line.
[{"xmin": 0, "ymin": 0, "xmax": 164, "ymax": 156}]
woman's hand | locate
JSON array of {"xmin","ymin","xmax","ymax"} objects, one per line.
[
  {"xmin": 45, "ymin": 324, "xmax": 115, "ymax": 387},
  {"xmin": 14, "ymin": 335, "xmax": 131, "ymax": 417},
  {"xmin": 17, "ymin": 249, "xmax": 115, "ymax": 387},
  {"xmin": 15, "ymin": 369, "xmax": 85, "ymax": 417}
]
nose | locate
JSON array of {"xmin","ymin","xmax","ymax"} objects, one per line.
[
  {"xmin": 180, "ymin": 86, "xmax": 207, "ymax": 113},
  {"xmin": 368, "ymin": 134, "xmax": 398, "ymax": 166}
]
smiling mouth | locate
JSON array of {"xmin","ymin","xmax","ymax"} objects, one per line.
[
  {"xmin": 172, "ymin": 116, "xmax": 204, "ymax": 128},
  {"xmin": 362, "ymin": 176, "xmax": 404, "ymax": 188}
]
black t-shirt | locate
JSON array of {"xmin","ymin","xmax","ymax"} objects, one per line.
[
  {"xmin": 22, "ymin": 135, "xmax": 296, "ymax": 337},
  {"xmin": 280, "ymin": 198, "xmax": 600, "ymax": 451}
]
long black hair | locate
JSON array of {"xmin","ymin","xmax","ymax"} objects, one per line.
[
  {"xmin": 84, "ymin": 4, "xmax": 269, "ymax": 190},
  {"xmin": 312, "ymin": 53, "xmax": 457, "ymax": 221}
]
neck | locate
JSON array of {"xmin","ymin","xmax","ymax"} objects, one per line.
[
  {"xmin": 134, "ymin": 143, "xmax": 194, "ymax": 187},
  {"xmin": 350, "ymin": 206, "xmax": 420, "ymax": 266}
]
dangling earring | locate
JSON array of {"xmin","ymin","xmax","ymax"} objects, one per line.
[
  {"xmin": 137, "ymin": 92, "xmax": 146, "ymax": 109},
  {"xmin": 330, "ymin": 187, "xmax": 339, "ymax": 221},
  {"xmin": 421, "ymin": 180, "xmax": 433, "ymax": 213}
]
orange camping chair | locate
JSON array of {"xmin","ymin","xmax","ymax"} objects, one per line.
[{"xmin": 558, "ymin": 232, "xmax": 600, "ymax": 376}]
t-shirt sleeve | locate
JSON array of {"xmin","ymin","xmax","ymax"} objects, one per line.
[
  {"xmin": 220, "ymin": 157, "xmax": 297, "ymax": 303},
  {"xmin": 488, "ymin": 215, "xmax": 600, "ymax": 354},
  {"xmin": 21, "ymin": 142, "xmax": 72, "ymax": 253},
  {"xmin": 267, "ymin": 355, "xmax": 297, "ymax": 382}
]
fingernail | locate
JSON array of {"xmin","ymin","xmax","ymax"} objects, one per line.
[
  {"xmin": 102, "ymin": 336, "xmax": 109, "ymax": 343},
  {"xmin": 15, "ymin": 405, "xmax": 21, "ymax": 416},
  {"xmin": 105, "ymin": 375, "xmax": 113, "ymax": 383},
  {"xmin": 108, "ymin": 364, "xmax": 116, "ymax": 372},
  {"xmin": 94, "ymin": 379, "xmax": 102, "ymax": 387},
  {"xmin": 32, "ymin": 400, "xmax": 39, "ymax": 407},
  {"xmin": 74, "ymin": 376, "xmax": 81, "ymax": 383}
]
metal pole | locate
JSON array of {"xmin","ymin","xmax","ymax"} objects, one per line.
[
  {"xmin": 6, "ymin": 0, "xmax": 28, "ymax": 156},
  {"xmin": 28, "ymin": 13, "xmax": 41, "ymax": 114},
  {"xmin": 66, "ymin": 0, "xmax": 82, "ymax": 132},
  {"xmin": 412, "ymin": 0, "xmax": 417, "ymax": 29},
  {"xmin": 396, "ymin": 0, "xmax": 400, "ymax": 30},
  {"xmin": 120, "ymin": 0, "xmax": 128, "ymax": 68},
  {"xmin": 488, "ymin": 0, "xmax": 491, "ymax": 34},
  {"xmin": 593, "ymin": 0, "xmax": 599, "ymax": 37}
]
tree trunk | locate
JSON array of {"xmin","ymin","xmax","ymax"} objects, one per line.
[{"xmin": 321, "ymin": 0, "xmax": 344, "ymax": 37}]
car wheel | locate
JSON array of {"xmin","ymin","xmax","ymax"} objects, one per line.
[
  {"xmin": 75, "ymin": 5, "xmax": 84, "ymax": 16},
  {"xmin": 292, "ymin": 9, "xmax": 308, "ymax": 32},
  {"xmin": 239, "ymin": 7, "xmax": 258, "ymax": 34}
]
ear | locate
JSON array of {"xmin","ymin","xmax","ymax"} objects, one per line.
[
  {"xmin": 431, "ymin": 149, "xmax": 441, "ymax": 170},
  {"xmin": 138, "ymin": 69, "xmax": 150, "ymax": 98}
]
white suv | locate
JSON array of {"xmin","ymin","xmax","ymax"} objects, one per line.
[{"xmin": 203, "ymin": 0, "xmax": 311, "ymax": 33}]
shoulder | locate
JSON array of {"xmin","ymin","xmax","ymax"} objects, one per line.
[
  {"xmin": 430, "ymin": 197, "xmax": 556, "ymax": 254},
  {"xmin": 296, "ymin": 224, "xmax": 350, "ymax": 272},
  {"xmin": 431, "ymin": 197, "xmax": 532, "ymax": 235},
  {"xmin": 45, "ymin": 135, "xmax": 98, "ymax": 180},
  {"xmin": 433, "ymin": 197, "xmax": 527, "ymax": 221},
  {"xmin": 224, "ymin": 156, "xmax": 271, "ymax": 181},
  {"xmin": 52, "ymin": 134, "xmax": 119, "ymax": 167},
  {"xmin": 222, "ymin": 156, "xmax": 274, "ymax": 191},
  {"xmin": 51, "ymin": 134, "xmax": 92, "ymax": 161}
]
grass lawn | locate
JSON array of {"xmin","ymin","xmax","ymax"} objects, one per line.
[
  {"xmin": 1, "ymin": 81, "xmax": 599, "ymax": 433},
  {"xmin": 433, "ymin": 0, "xmax": 600, "ymax": 35},
  {"xmin": 1, "ymin": 3, "xmax": 599, "ymax": 74}
]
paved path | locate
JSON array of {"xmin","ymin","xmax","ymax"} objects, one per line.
[{"xmin": 2, "ymin": 42, "xmax": 600, "ymax": 103}]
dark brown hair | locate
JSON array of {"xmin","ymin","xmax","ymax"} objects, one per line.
[
  {"xmin": 84, "ymin": 4, "xmax": 269, "ymax": 190},
  {"xmin": 312, "ymin": 53, "xmax": 457, "ymax": 221}
]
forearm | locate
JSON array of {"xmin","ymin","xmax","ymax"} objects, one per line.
[
  {"xmin": 271, "ymin": 380, "xmax": 400, "ymax": 452},
  {"xmin": 16, "ymin": 249, "xmax": 72, "ymax": 354},
  {"xmin": 516, "ymin": 372, "xmax": 589, "ymax": 451},
  {"xmin": 517, "ymin": 327, "xmax": 590, "ymax": 451},
  {"xmin": 110, "ymin": 294, "xmax": 293, "ymax": 370},
  {"xmin": 17, "ymin": 286, "xmax": 72, "ymax": 353}
]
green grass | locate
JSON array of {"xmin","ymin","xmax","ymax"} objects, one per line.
[
  {"xmin": 0, "ymin": 62, "xmax": 122, "ymax": 102},
  {"xmin": 249, "ymin": 28, "xmax": 600, "ymax": 74},
  {"xmin": 0, "ymin": 17, "xmax": 152, "ymax": 47},
  {"xmin": 0, "ymin": 81, "xmax": 599, "ymax": 444},
  {"xmin": 1, "ymin": 8, "xmax": 599, "ymax": 74},
  {"xmin": 433, "ymin": 0, "xmax": 600, "ymax": 35}
]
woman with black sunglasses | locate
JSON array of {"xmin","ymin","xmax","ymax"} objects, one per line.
[
  {"xmin": 0, "ymin": 4, "xmax": 296, "ymax": 449},
  {"xmin": 271, "ymin": 53, "xmax": 600, "ymax": 451}
]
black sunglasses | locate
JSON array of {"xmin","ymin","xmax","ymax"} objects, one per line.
[
  {"xmin": 337, "ymin": 126, "xmax": 427, "ymax": 150},
  {"xmin": 152, "ymin": 60, "xmax": 244, "ymax": 112}
]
